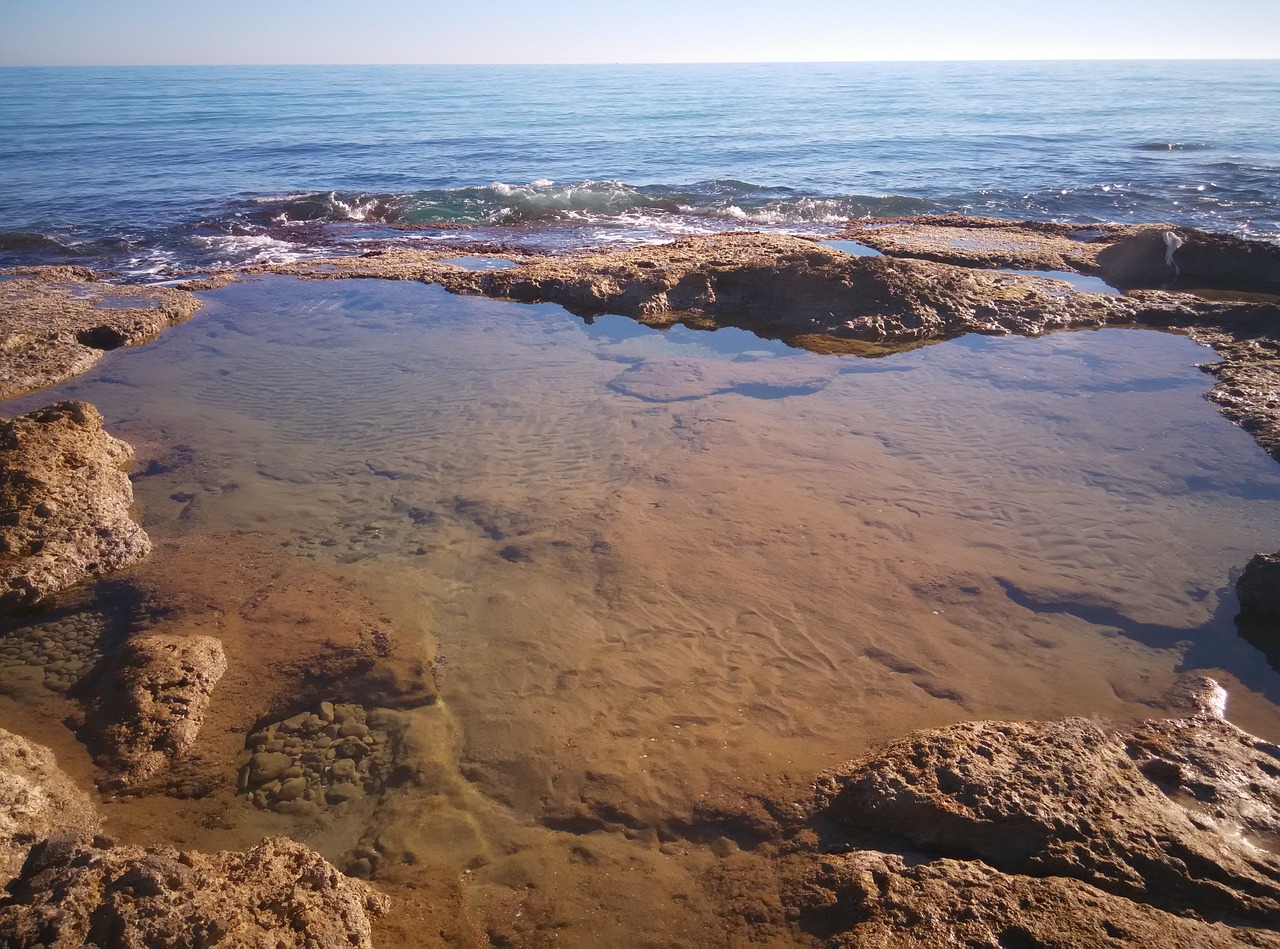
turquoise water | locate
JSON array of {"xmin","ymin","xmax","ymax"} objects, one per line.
[{"xmin": 1, "ymin": 61, "xmax": 1278, "ymax": 275}]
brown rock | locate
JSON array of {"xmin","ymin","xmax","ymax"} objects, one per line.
[
  {"xmin": 790, "ymin": 850, "xmax": 1280, "ymax": 947},
  {"xmin": 0, "ymin": 729, "xmax": 99, "ymax": 887},
  {"xmin": 1237, "ymin": 551, "xmax": 1280, "ymax": 667},
  {"xmin": 839, "ymin": 215, "xmax": 1280, "ymax": 296},
  {"xmin": 0, "ymin": 401, "xmax": 151, "ymax": 612},
  {"xmin": 85, "ymin": 633, "xmax": 227, "ymax": 790},
  {"xmin": 812, "ymin": 676, "xmax": 1280, "ymax": 925},
  {"xmin": 1098, "ymin": 226, "xmax": 1280, "ymax": 294},
  {"xmin": 0, "ymin": 835, "xmax": 389, "ymax": 948},
  {"xmin": 0, "ymin": 268, "xmax": 202, "ymax": 400},
  {"xmin": 839, "ymin": 215, "xmax": 1121, "ymax": 273},
  {"xmin": 1239, "ymin": 552, "xmax": 1280, "ymax": 624}
]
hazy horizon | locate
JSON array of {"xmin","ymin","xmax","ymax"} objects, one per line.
[{"xmin": 4, "ymin": 0, "xmax": 1278, "ymax": 67}]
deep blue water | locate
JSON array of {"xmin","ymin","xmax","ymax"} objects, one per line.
[{"xmin": 1, "ymin": 61, "xmax": 1277, "ymax": 276}]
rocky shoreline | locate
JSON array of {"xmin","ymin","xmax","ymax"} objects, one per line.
[{"xmin": 2, "ymin": 216, "xmax": 1280, "ymax": 944}]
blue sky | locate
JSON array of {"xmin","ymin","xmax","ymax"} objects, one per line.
[{"xmin": 3, "ymin": 0, "xmax": 1278, "ymax": 65}]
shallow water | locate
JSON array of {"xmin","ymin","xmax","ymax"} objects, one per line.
[{"xmin": 3, "ymin": 278, "xmax": 1280, "ymax": 942}]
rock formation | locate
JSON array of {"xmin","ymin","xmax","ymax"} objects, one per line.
[
  {"xmin": 0, "ymin": 268, "xmax": 202, "ymax": 400},
  {"xmin": 0, "ymin": 835, "xmax": 389, "ymax": 948},
  {"xmin": 1237, "ymin": 551, "xmax": 1280, "ymax": 667},
  {"xmin": 83, "ymin": 634, "xmax": 227, "ymax": 791},
  {"xmin": 0, "ymin": 401, "xmax": 151, "ymax": 613},
  {"xmin": 0, "ymin": 730, "xmax": 388, "ymax": 947},
  {"xmin": 839, "ymin": 214, "xmax": 1280, "ymax": 295},
  {"xmin": 0, "ymin": 729, "xmax": 100, "ymax": 888},
  {"xmin": 789, "ymin": 676, "xmax": 1280, "ymax": 945}
]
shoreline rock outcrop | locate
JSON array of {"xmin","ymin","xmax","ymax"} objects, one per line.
[
  {"xmin": 0, "ymin": 401, "xmax": 151, "ymax": 613},
  {"xmin": 0, "ymin": 729, "xmax": 388, "ymax": 947},
  {"xmin": 0, "ymin": 268, "xmax": 202, "ymax": 400},
  {"xmin": 838, "ymin": 214, "xmax": 1280, "ymax": 296},
  {"xmin": 0, "ymin": 729, "xmax": 100, "ymax": 888},
  {"xmin": 786, "ymin": 676, "xmax": 1280, "ymax": 945}
]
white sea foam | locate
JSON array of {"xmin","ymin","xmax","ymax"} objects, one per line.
[{"xmin": 193, "ymin": 234, "xmax": 309, "ymax": 267}]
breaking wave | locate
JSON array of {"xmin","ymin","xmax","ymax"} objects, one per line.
[{"xmin": 237, "ymin": 180, "xmax": 943, "ymax": 230}]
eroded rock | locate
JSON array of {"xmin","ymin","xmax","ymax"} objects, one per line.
[
  {"xmin": 1237, "ymin": 551, "xmax": 1280, "ymax": 667},
  {"xmin": 839, "ymin": 215, "xmax": 1122, "ymax": 273},
  {"xmin": 809, "ymin": 676, "xmax": 1280, "ymax": 929},
  {"xmin": 0, "ymin": 729, "xmax": 389, "ymax": 946},
  {"xmin": 789, "ymin": 850, "xmax": 1280, "ymax": 948},
  {"xmin": 0, "ymin": 729, "xmax": 99, "ymax": 887},
  {"xmin": 839, "ymin": 215, "xmax": 1280, "ymax": 296},
  {"xmin": 0, "ymin": 268, "xmax": 202, "ymax": 400},
  {"xmin": 0, "ymin": 835, "xmax": 389, "ymax": 948},
  {"xmin": 0, "ymin": 401, "xmax": 151, "ymax": 613},
  {"xmin": 85, "ymin": 633, "xmax": 227, "ymax": 790}
]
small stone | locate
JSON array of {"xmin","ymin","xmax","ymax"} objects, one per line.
[
  {"xmin": 339, "ymin": 720, "xmax": 369, "ymax": 739},
  {"xmin": 330, "ymin": 758, "xmax": 358, "ymax": 782},
  {"xmin": 336, "ymin": 737, "xmax": 368, "ymax": 760},
  {"xmin": 325, "ymin": 782, "xmax": 361, "ymax": 804},
  {"xmin": 274, "ymin": 799, "xmax": 319, "ymax": 817},
  {"xmin": 319, "ymin": 701, "xmax": 335, "ymax": 722},
  {"xmin": 248, "ymin": 751, "xmax": 293, "ymax": 784},
  {"xmin": 710, "ymin": 836, "xmax": 739, "ymax": 858},
  {"xmin": 347, "ymin": 857, "xmax": 373, "ymax": 879},
  {"xmin": 277, "ymin": 777, "xmax": 308, "ymax": 802}
]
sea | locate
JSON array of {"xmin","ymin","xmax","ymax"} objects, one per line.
[{"xmin": 1, "ymin": 59, "xmax": 1278, "ymax": 278}]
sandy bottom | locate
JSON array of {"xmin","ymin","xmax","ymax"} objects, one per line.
[{"xmin": 3, "ymin": 276, "xmax": 1280, "ymax": 944}]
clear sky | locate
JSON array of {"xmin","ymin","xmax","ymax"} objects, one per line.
[{"xmin": 2, "ymin": 0, "xmax": 1278, "ymax": 66}]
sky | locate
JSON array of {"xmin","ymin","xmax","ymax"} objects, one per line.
[{"xmin": 2, "ymin": 0, "xmax": 1278, "ymax": 66}]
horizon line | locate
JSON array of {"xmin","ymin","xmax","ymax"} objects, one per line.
[{"xmin": 3, "ymin": 56, "xmax": 1279, "ymax": 69}]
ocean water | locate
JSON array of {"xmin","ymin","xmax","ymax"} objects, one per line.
[{"xmin": 1, "ymin": 60, "xmax": 1278, "ymax": 276}]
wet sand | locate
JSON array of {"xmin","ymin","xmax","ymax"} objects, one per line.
[{"xmin": 3, "ymin": 275, "xmax": 1280, "ymax": 944}]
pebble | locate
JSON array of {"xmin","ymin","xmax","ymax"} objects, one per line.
[
  {"xmin": 237, "ymin": 701, "xmax": 393, "ymax": 814},
  {"xmin": 0, "ymin": 610, "xmax": 110, "ymax": 694}
]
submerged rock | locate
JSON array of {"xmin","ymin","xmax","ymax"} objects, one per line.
[
  {"xmin": 0, "ymin": 401, "xmax": 151, "ymax": 613},
  {"xmin": 84, "ymin": 633, "xmax": 227, "ymax": 790},
  {"xmin": 236, "ymin": 701, "xmax": 397, "ymax": 814},
  {"xmin": 607, "ymin": 356, "xmax": 835, "ymax": 403}
]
